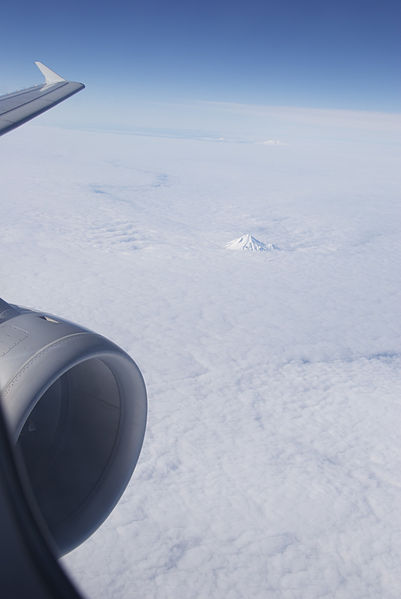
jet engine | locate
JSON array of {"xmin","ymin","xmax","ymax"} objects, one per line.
[{"xmin": 0, "ymin": 298, "xmax": 147, "ymax": 557}]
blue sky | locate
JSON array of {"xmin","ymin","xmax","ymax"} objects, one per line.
[{"xmin": 0, "ymin": 0, "xmax": 399, "ymax": 130}]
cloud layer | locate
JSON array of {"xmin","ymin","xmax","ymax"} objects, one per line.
[{"xmin": 0, "ymin": 116, "xmax": 400, "ymax": 598}]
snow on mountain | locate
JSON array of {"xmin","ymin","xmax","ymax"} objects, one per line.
[{"xmin": 225, "ymin": 233, "xmax": 276, "ymax": 251}]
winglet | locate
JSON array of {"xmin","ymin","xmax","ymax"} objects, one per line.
[{"xmin": 34, "ymin": 61, "xmax": 66, "ymax": 84}]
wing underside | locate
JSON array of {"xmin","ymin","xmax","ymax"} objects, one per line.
[{"xmin": 0, "ymin": 63, "xmax": 84, "ymax": 136}]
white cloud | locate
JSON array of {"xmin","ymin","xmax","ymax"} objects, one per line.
[
  {"xmin": 260, "ymin": 139, "xmax": 284, "ymax": 145},
  {"xmin": 0, "ymin": 121, "xmax": 400, "ymax": 599}
]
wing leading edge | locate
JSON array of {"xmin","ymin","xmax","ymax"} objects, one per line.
[{"xmin": 0, "ymin": 62, "xmax": 84, "ymax": 136}]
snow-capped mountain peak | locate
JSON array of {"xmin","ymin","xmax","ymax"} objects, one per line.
[{"xmin": 225, "ymin": 233, "xmax": 275, "ymax": 252}]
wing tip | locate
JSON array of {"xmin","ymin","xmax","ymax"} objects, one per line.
[{"xmin": 35, "ymin": 61, "xmax": 66, "ymax": 84}]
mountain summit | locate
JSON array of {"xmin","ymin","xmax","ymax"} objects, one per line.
[{"xmin": 225, "ymin": 233, "xmax": 275, "ymax": 252}]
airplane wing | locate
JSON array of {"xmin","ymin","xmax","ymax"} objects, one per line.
[{"xmin": 0, "ymin": 62, "xmax": 84, "ymax": 136}]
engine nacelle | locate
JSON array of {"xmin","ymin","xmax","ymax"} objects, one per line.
[{"xmin": 0, "ymin": 298, "xmax": 147, "ymax": 556}]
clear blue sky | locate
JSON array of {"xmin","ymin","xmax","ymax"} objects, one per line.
[{"xmin": 0, "ymin": 0, "xmax": 399, "ymax": 129}]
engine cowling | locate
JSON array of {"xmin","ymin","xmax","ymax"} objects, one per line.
[{"xmin": 0, "ymin": 298, "xmax": 147, "ymax": 556}]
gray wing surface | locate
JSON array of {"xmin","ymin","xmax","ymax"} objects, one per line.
[{"xmin": 0, "ymin": 62, "xmax": 84, "ymax": 136}]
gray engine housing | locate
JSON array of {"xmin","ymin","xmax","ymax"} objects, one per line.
[{"xmin": 0, "ymin": 299, "xmax": 147, "ymax": 556}]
